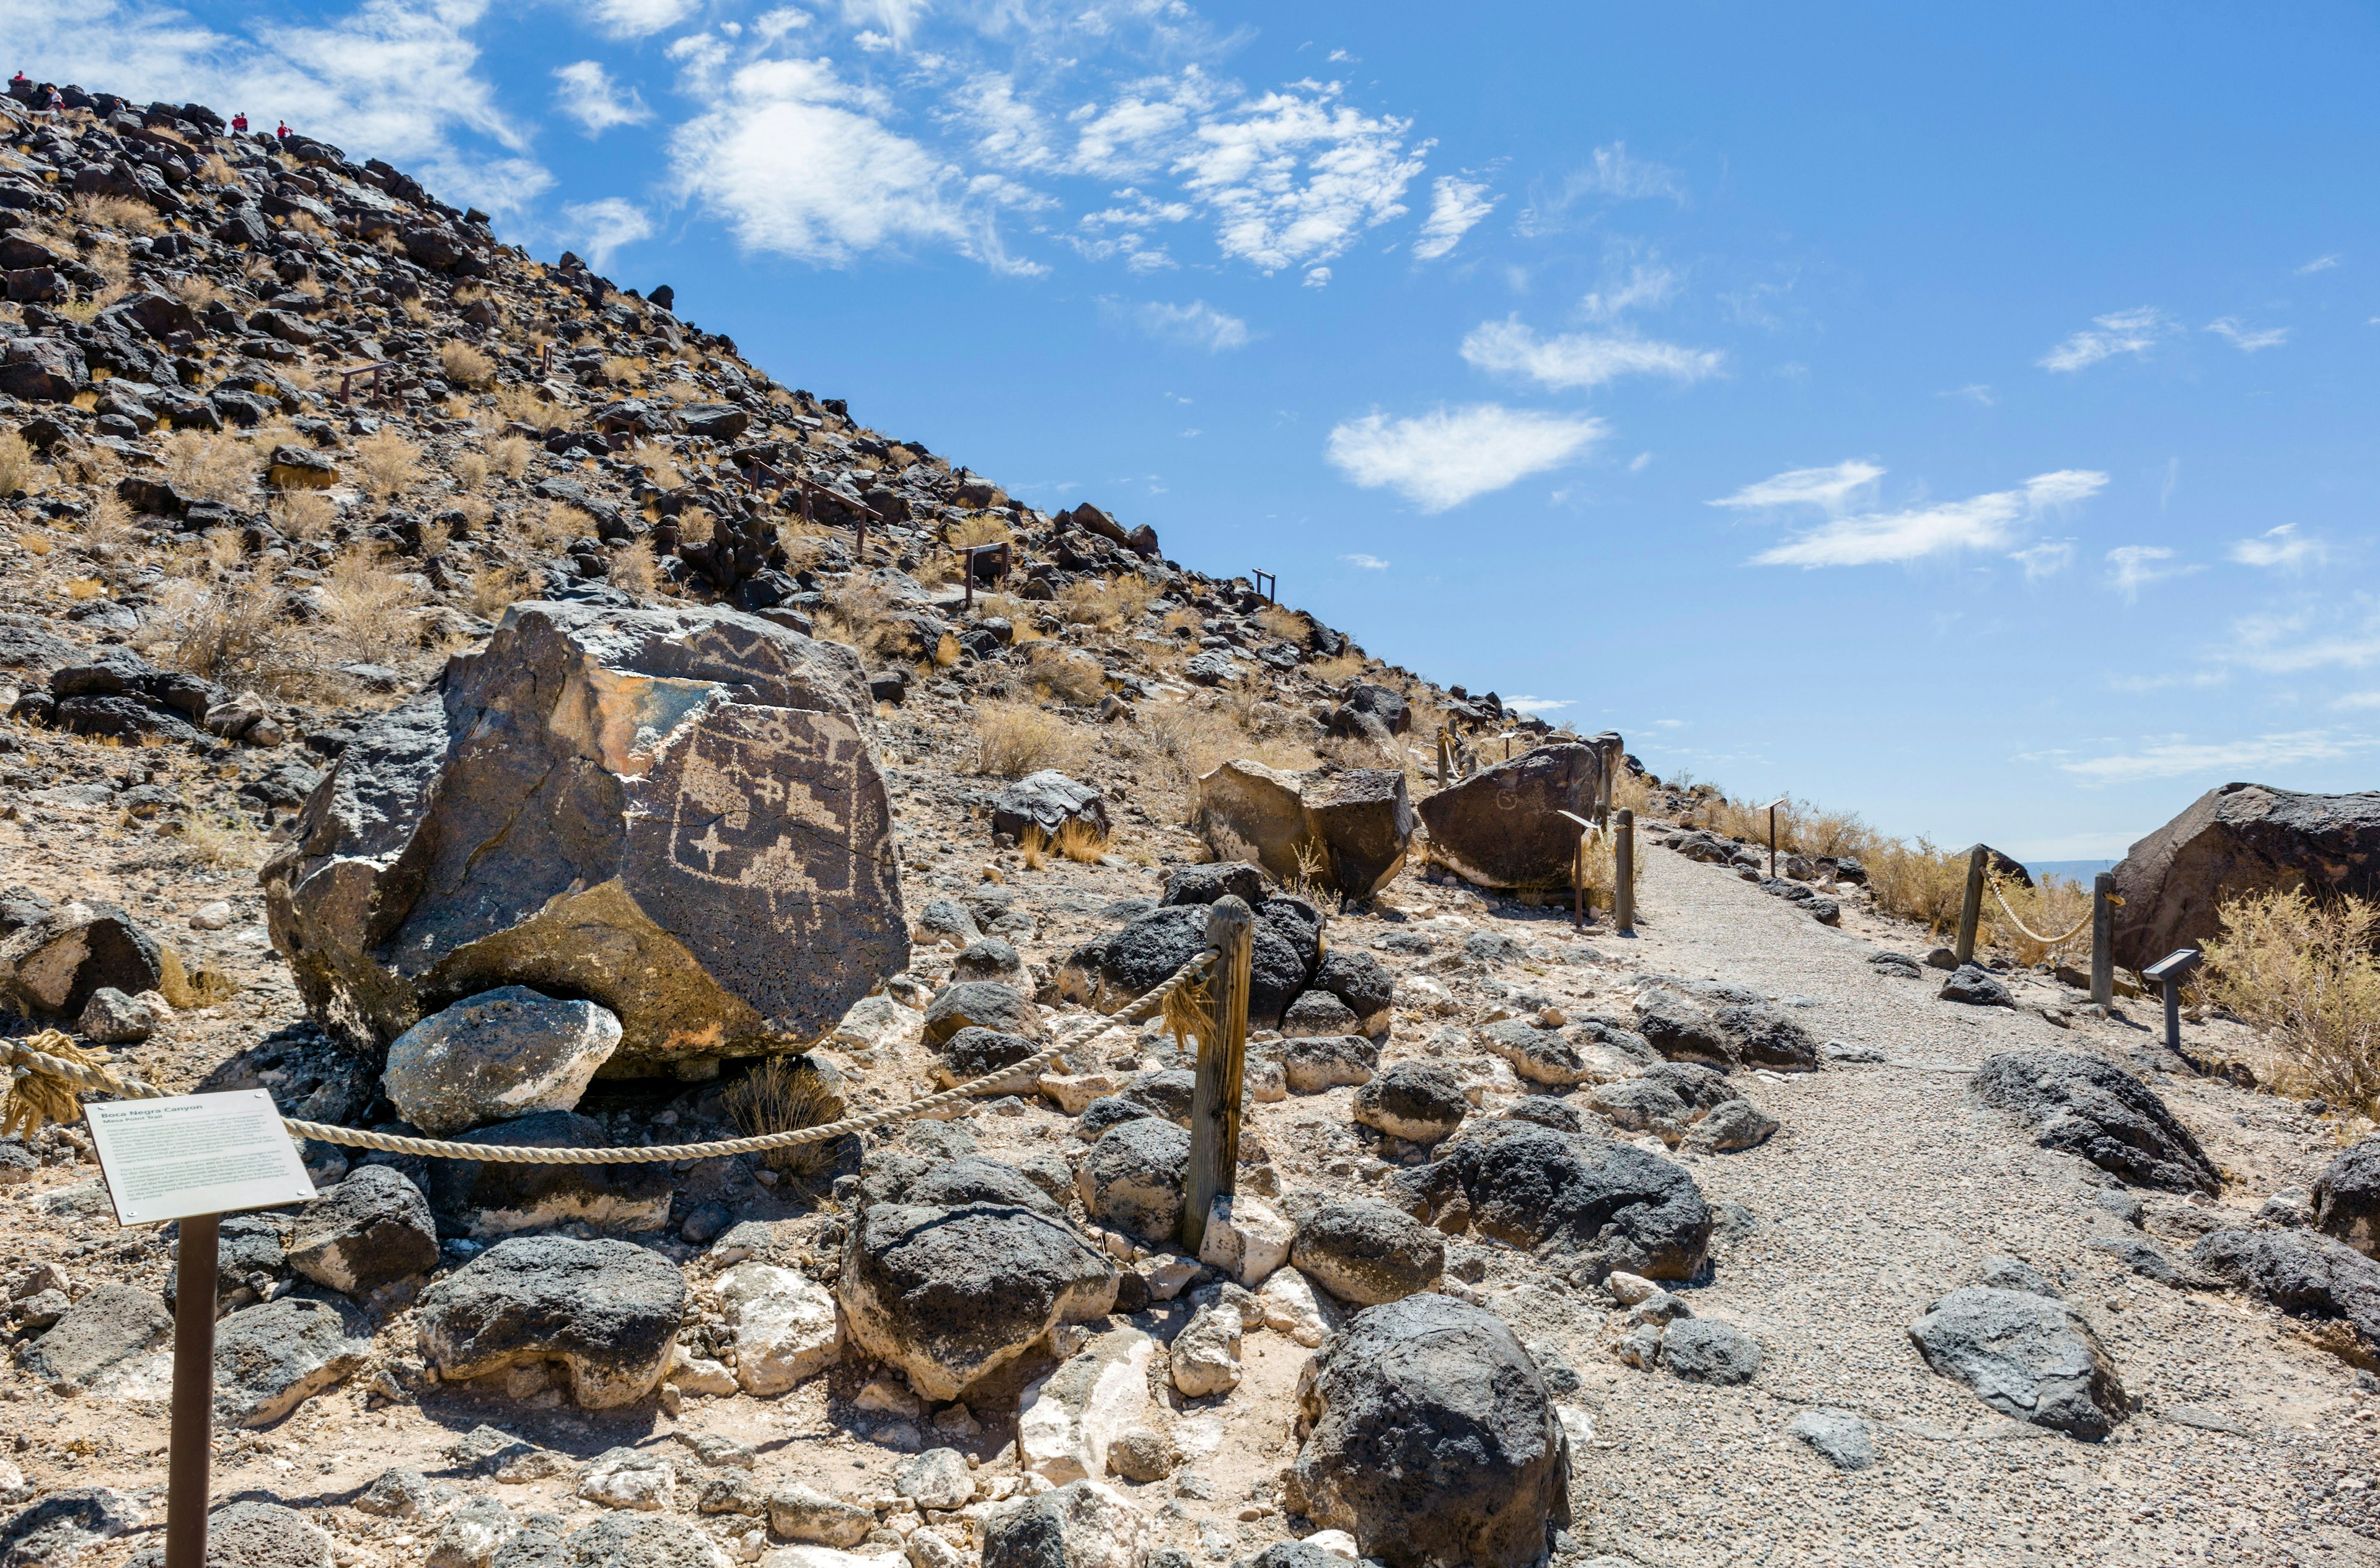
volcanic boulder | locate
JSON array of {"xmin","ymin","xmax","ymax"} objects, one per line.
[
  {"xmin": 1972, "ymin": 1050, "xmax": 2219, "ymax": 1194},
  {"xmin": 1417, "ymin": 742, "xmax": 1606, "ymax": 889},
  {"xmin": 2110, "ymin": 783, "xmax": 2380, "ymax": 971},
  {"xmin": 260, "ymin": 602, "xmax": 907, "ymax": 1074},
  {"xmin": 414, "ymin": 1235, "xmax": 686, "ymax": 1409},
  {"xmin": 1287, "ymin": 1293, "xmax": 1569, "ymax": 1568}
]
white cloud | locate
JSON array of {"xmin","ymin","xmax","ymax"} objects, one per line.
[
  {"xmin": 1943, "ymin": 383, "xmax": 1994, "ymax": 407},
  {"xmin": 671, "ymin": 57, "xmax": 1041, "ymax": 271},
  {"xmin": 1326, "ymin": 404, "xmax": 1608, "ymax": 513},
  {"xmin": 2058, "ymin": 729, "xmax": 2378, "ymax": 785},
  {"xmin": 2297, "ymin": 253, "xmax": 2342, "ymax": 275},
  {"xmin": 2213, "ymin": 602, "xmax": 2380, "ymax": 674},
  {"xmin": 1175, "ymin": 83, "xmax": 1422, "ymax": 273},
  {"xmin": 1339, "ymin": 553, "xmax": 1390, "ymax": 571},
  {"xmin": 1708, "ymin": 460, "xmax": 1883, "ymax": 513},
  {"xmin": 2207, "ymin": 317, "xmax": 2290, "ymax": 352},
  {"xmin": 2334, "ymin": 692, "xmax": 2380, "ymax": 710},
  {"xmin": 2105, "ymin": 545, "xmax": 2195, "ymax": 602},
  {"xmin": 2230, "ymin": 524, "xmax": 2325, "ymax": 571},
  {"xmin": 1750, "ymin": 470, "xmax": 2108, "ymax": 570},
  {"xmin": 1505, "ymin": 696, "xmax": 1571, "ymax": 714},
  {"xmin": 562, "ymin": 196, "xmax": 653, "ymax": 268},
  {"xmin": 2038, "ymin": 307, "xmax": 2176, "ymax": 372},
  {"xmin": 2010, "ymin": 539, "xmax": 2075, "ymax": 580},
  {"xmin": 840, "ymin": 0, "xmax": 928, "ymax": 50},
  {"xmin": 1461, "ymin": 316, "xmax": 1721, "ymax": 391},
  {"xmin": 1413, "ymin": 175, "xmax": 1497, "ymax": 260},
  {"xmin": 1132, "ymin": 299, "xmax": 1251, "ymax": 351},
  {"xmin": 1579, "ymin": 261, "xmax": 1678, "ymax": 322},
  {"xmin": 1628, "ymin": 451, "xmax": 1652, "ymax": 473},
  {"xmin": 580, "ymin": 0, "xmax": 700, "ymax": 38},
  {"xmin": 552, "ymin": 59, "xmax": 651, "ymax": 135}
]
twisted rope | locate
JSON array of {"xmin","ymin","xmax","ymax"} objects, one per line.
[
  {"xmin": 1988, "ymin": 876, "xmax": 2094, "ymax": 948},
  {"xmin": 0, "ymin": 950, "xmax": 1218, "ymax": 1165}
]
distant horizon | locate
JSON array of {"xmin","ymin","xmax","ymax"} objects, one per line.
[{"xmin": 12, "ymin": 1, "xmax": 2371, "ymax": 861}]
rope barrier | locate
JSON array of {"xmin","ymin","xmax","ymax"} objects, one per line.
[
  {"xmin": 1986, "ymin": 876, "xmax": 2093, "ymax": 948},
  {"xmin": 0, "ymin": 950, "xmax": 1219, "ymax": 1165}
]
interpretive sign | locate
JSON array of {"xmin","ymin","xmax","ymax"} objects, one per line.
[{"xmin": 84, "ymin": 1090, "xmax": 314, "ymax": 1225}]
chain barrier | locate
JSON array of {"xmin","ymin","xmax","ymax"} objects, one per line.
[{"xmin": 0, "ymin": 950, "xmax": 1218, "ymax": 1165}]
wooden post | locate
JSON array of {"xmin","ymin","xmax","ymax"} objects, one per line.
[
  {"xmin": 1768, "ymin": 804, "xmax": 1778, "ymax": 880},
  {"xmin": 1614, "ymin": 809, "xmax": 1636, "ymax": 935},
  {"xmin": 1954, "ymin": 844, "xmax": 1988, "ymax": 966},
  {"xmin": 1182, "ymin": 896, "xmax": 1253, "ymax": 1254},
  {"xmin": 1435, "ymin": 729, "xmax": 1452, "ymax": 788},
  {"xmin": 2091, "ymin": 873, "xmax": 2115, "ymax": 1007},
  {"xmin": 165, "ymin": 1212, "xmax": 220, "ymax": 1568},
  {"xmin": 1572, "ymin": 830, "xmax": 1585, "ymax": 930}
]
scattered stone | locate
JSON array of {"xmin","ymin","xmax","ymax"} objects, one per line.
[
  {"xmin": 1939, "ymin": 965, "xmax": 2014, "ymax": 1008},
  {"xmin": 1019, "ymin": 1328, "xmax": 1157, "ymax": 1483},
  {"xmin": 1195, "ymin": 1194, "xmax": 1294, "ymax": 1287},
  {"xmin": 989, "ymin": 770, "xmax": 1111, "ymax": 843},
  {"xmin": 1256, "ymin": 1267, "xmax": 1335, "ymax": 1348},
  {"xmin": 980, "ymin": 1481, "xmax": 1148, "ymax": 1568},
  {"xmin": 123, "ymin": 1500, "xmax": 333, "ymax": 1568},
  {"xmin": 1907, "ymin": 1286, "xmax": 2131, "ymax": 1439},
  {"xmin": 1352, "ymin": 1062, "xmax": 1468, "ymax": 1144},
  {"xmin": 286, "ymin": 1163, "xmax": 439, "ymax": 1296},
  {"xmin": 893, "ymin": 1448, "xmax": 974, "ymax": 1511},
  {"xmin": 381, "ymin": 987, "xmax": 622, "ymax": 1135},
  {"xmin": 1170, "ymin": 1303, "xmax": 1243, "ymax": 1397},
  {"xmin": 1786, "ymin": 1409, "xmax": 1874, "ymax": 1471},
  {"xmin": 767, "ymin": 1484, "xmax": 875, "ymax": 1548},
  {"xmin": 213, "ymin": 1295, "xmax": 371, "ymax": 1426},
  {"xmin": 1078, "ymin": 1118, "xmax": 1191, "ymax": 1241},
  {"xmin": 428, "ymin": 1496, "xmax": 516, "ymax": 1568},
  {"xmin": 1290, "ymin": 1200, "xmax": 1445, "ymax": 1305},
  {"xmin": 1310, "ymin": 949, "xmax": 1396, "ymax": 1036},
  {"xmin": 580, "ymin": 1447, "xmax": 680, "ymax": 1511},
  {"xmin": 415, "ymin": 1236, "xmax": 687, "ymax": 1409},
  {"xmin": 15, "ymin": 1281, "xmax": 170, "ymax": 1388},
  {"xmin": 1972, "ymin": 1050, "xmax": 2220, "ymax": 1194},
  {"xmin": 0, "ymin": 1489, "xmax": 143, "ymax": 1568},
  {"xmin": 1287, "ymin": 1293, "xmax": 1569, "ymax": 1568},
  {"xmin": 427, "ymin": 1111, "xmax": 676, "ymax": 1239},
  {"xmin": 1660, "ymin": 1319, "xmax": 1761, "ymax": 1385},
  {"xmin": 839, "ymin": 1200, "xmax": 1116, "ymax": 1402},
  {"xmin": 2190, "ymin": 1228, "xmax": 2380, "ymax": 1358},
  {"xmin": 77, "ymin": 985, "xmax": 165, "ymax": 1044},
  {"xmin": 1282, "ymin": 989, "xmax": 1360, "ymax": 1039},
  {"xmin": 553, "ymin": 1513, "xmax": 730, "ymax": 1568},
  {"xmin": 1683, "ymin": 1098, "xmax": 1779, "ymax": 1153},
  {"xmin": 718, "ymin": 1261, "xmax": 841, "ymax": 1395},
  {"xmin": 1279, "ymin": 1035, "xmax": 1378, "ymax": 1094},
  {"xmin": 2313, "ymin": 1137, "xmax": 2380, "ymax": 1258},
  {"xmin": 1300, "ymin": 768, "xmax": 1419, "ymax": 898},
  {"xmin": 923, "ymin": 980, "xmax": 1042, "ymax": 1045}
]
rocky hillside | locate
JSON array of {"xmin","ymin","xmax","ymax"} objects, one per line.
[{"xmin": 4, "ymin": 79, "xmax": 2380, "ymax": 1568}]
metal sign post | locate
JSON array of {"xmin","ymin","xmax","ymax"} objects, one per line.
[
  {"xmin": 82, "ymin": 1091, "xmax": 315, "ymax": 1568},
  {"xmin": 1557, "ymin": 811, "xmax": 1596, "ymax": 931},
  {"xmin": 2143, "ymin": 948, "xmax": 2204, "ymax": 1059}
]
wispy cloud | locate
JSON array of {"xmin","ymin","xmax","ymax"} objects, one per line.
[
  {"xmin": 2010, "ymin": 539, "xmax": 2076, "ymax": 580},
  {"xmin": 1942, "ymin": 384, "xmax": 1995, "ymax": 407},
  {"xmin": 1750, "ymin": 470, "xmax": 2107, "ymax": 570},
  {"xmin": 1505, "ymin": 696, "xmax": 1572, "ymax": 714},
  {"xmin": 2059, "ymin": 729, "xmax": 2378, "ymax": 785},
  {"xmin": 2038, "ymin": 307, "xmax": 2176, "ymax": 372},
  {"xmin": 2213, "ymin": 602, "xmax": 2380, "ymax": 674},
  {"xmin": 561, "ymin": 196, "xmax": 653, "ymax": 270},
  {"xmin": 1460, "ymin": 317, "xmax": 1721, "ymax": 391},
  {"xmin": 1709, "ymin": 460, "xmax": 1884, "ymax": 513},
  {"xmin": 1413, "ymin": 175, "xmax": 1497, "ymax": 261},
  {"xmin": 552, "ymin": 60, "xmax": 650, "ymax": 136},
  {"xmin": 1339, "ymin": 553, "xmax": 1390, "ymax": 571},
  {"xmin": 2297, "ymin": 253, "xmax": 2342, "ymax": 275},
  {"xmin": 1326, "ymin": 404, "xmax": 1607, "ymax": 513},
  {"xmin": 1513, "ymin": 142, "xmax": 1683, "ymax": 235},
  {"xmin": 2105, "ymin": 545, "xmax": 2197, "ymax": 602},
  {"xmin": 2230, "ymin": 524, "xmax": 2325, "ymax": 571},
  {"xmin": 1126, "ymin": 299, "xmax": 1251, "ymax": 351},
  {"xmin": 2207, "ymin": 317, "xmax": 2290, "ymax": 353}
]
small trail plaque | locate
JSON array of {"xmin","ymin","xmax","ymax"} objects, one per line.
[{"xmin": 84, "ymin": 1090, "xmax": 314, "ymax": 1225}]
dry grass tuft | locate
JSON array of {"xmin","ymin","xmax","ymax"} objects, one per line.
[
  {"xmin": 319, "ymin": 544, "xmax": 423, "ymax": 661},
  {"xmin": 352, "ymin": 429, "xmax": 422, "ymax": 500},
  {"xmin": 1058, "ymin": 574, "xmax": 1158, "ymax": 630},
  {"xmin": 143, "ymin": 576, "xmax": 283, "ymax": 686},
  {"xmin": 2202, "ymin": 887, "xmax": 2380, "ymax": 1113},
  {"xmin": 532, "ymin": 501, "xmax": 596, "ymax": 552},
  {"xmin": 1308, "ymin": 650, "xmax": 1367, "ymax": 685},
  {"xmin": 969, "ymin": 701, "xmax": 1090, "ymax": 778},
  {"xmin": 1021, "ymin": 817, "xmax": 1109, "ymax": 868},
  {"xmin": 487, "ymin": 433, "xmax": 535, "ymax": 480},
  {"xmin": 160, "ymin": 429, "xmax": 258, "ymax": 506},
  {"xmin": 180, "ymin": 808, "xmax": 270, "ymax": 870},
  {"xmin": 271, "ymin": 490, "xmax": 335, "ymax": 542},
  {"xmin": 627, "ymin": 443, "xmax": 682, "ymax": 489},
  {"xmin": 947, "ymin": 514, "xmax": 1014, "ymax": 550},
  {"xmin": 452, "ymin": 451, "xmax": 490, "ymax": 491},
  {"xmin": 69, "ymin": 193, "xmax": 162, "ymax": 234},
  {"xmin": 470, "ymin": 563, "xmax": 531, "ymax": 622},
  {"xmin": 608, "ymin": 548, "xmax": 656, "ymax": 598},
  {"xmin": 170, "ymin": 274, "xmax": 220, "ymax": 312},
  {"xmin": 79, "ymin": 494, "xmax": 135, "ymax": 557},
  {"xmin": 723, "ymin": 1056, "xmax": 848, "ymax": 1176},
  {"xmin": 1027, "ymin": 643, "xmax": 1109, "ymax": 706},
  {"xmin": 0, "ymin": 431, "xmax": 34, "ymax": 496},
  {"xmin": 439, "ymin": 341, "xmax": 496, "ymax": 390},
  {"xmin": 495, "ymin": 385, "xmax": 571, "ymax": 433}
]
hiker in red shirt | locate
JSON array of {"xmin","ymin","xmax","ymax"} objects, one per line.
[
  {"xmin": 276, "ymin": 120, "xmax": 290, "ymax": 141},
  {"xmin": 232, "ymin": 111, "xmax": 249, "ymax": 133}
]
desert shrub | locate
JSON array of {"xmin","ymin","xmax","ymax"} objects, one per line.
[
  {"xmin": 487, "ymin": 434, "xmax": 534, "ymax": 480},
  {"xmin": 352, "ymin": 429, "xmax": 421, "ymax": 500},
  {"xmin": 77, "ymin": 493, "xmax": 134, "ymax": 559},
  {"xmin": 160, "ymin": 429, "xmax": 258, "ymax": 506},
  {"xmin": 319, "ymin": 545, "xmax": 423, "ymax": 661},
  {"xmin": 532, "ymin": 501, "xmax": 596, "ymax": 552},
  {"xmin": 1027, "ymin": 643, "xmax": 1109, "ymax": 706},
  {"xmin": 2202, "ymin": 887, "xmax": 2380, "ymax": 1112},
  {"xmin": 271, "ymin": 491, "xmax": 335, "ymax": 542},
  {"xmin": 626, "ymin": 443, "xmax": 682, "ymax": 488},
  {"xmin": 1308, "ymin": 651, "xmax": 1367, "ymax": 685},
  {"xmin": 439, "ymin": 341, "xmax": 496, "ymax": 390},
  {"xmin": 723, "ymin": 1056, "xmax": 848, "ymax": 1177},
  {"xmin": 494, "ymin": 385, "xmax": 570, "ymax": 433},
  {"xmin": 470, "ymin": 563, "xmax": 530, "ymax": 622},
  {"xmin": 601, "ymin": 355, "xmax": 645, "ymax": 386},
  {"xmin": 609, "ymin": 548, "xmax": 656, "ymax": 597},
  {"xmin": 1254, "ymin": 604, "xmax": 1307, "ymax": 643},
  {"xmin": 1059, "ymin": 574, "xmax": 1157, "ymax": 630},
  {"xmin": 69, "ymin": 193, "xmax": 161, "ymax": 234},
  {"xmin": 947, "ymin": 514, "xmax": 1014, "ymax": 550},
  {"xmin": 0, "ymin": 431, "xmax": 37, "ymax": 497},
  {"xmin": 452, "ymin": 451, "xmax": 490, "ymax": 491},
  {"xmin": 143, "ymin": 576, "xmax": 283, "ymax": 686},
  {"xmin": 969, "ymin": 701, "xmax": 1089, "ymax": 778}
]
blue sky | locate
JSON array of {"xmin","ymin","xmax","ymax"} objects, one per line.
[{"xmin": 13, "ymin": 0, "xmax": 2378, "ymax": 859}]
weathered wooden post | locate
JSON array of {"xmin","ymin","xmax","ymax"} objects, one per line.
[
  {"xmin": 165, "ymin": 1210, "xmax": 219, "ymax": 1568},
  {"xmin": 2091, "ymin": 873, "xmax": 2116, "ymax": 1007},
  {"xmin": 1181, "ymin": 896, "xmax": 1253, "ymax": 1254},
  {"xmin": 1558, "ymin": 811, "xmax": 1593, "ymax": 931},
  {"xmin": 1615, "ymin": 808, "xmax": 1636, "ymax": 936},
  {"xmin": 1768, "ymin": 803, "xmax": 1778, "ymax": 879},
  {"xmin": 1954, "ymin": 844, "xmax": 1989, "ymax": 966},
  {"xmin": 1435, "ymin": 729, "xmax": 1452, "ymax": 788}
]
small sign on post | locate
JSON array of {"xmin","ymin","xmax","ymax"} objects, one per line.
[
  {"xmin": 2144, "ymin": 948, "xmax": 2203, "ymax": 1059},
  {"xmin": 1557, "ymin": 810, "xmax": 1595, "ymax": 931},
  {"xmin": 84, "ymin": 1091, "xmax": 314, "ymax": 1568}
]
